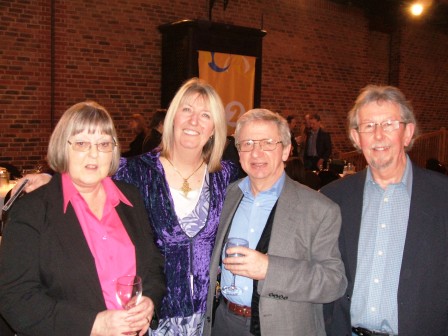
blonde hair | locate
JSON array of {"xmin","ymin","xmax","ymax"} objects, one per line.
[
  {"xmin": 161, "ymin": 78, "xmax": 227, "ymax": 172},
  {"xmin": 47, "ymin": 101, "xmax": 120, "ymax": 174}
]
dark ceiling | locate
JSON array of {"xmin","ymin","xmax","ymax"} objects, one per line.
[{"xmin": 329, "ymin": 0, "xmax": 448, "ymax": 33}]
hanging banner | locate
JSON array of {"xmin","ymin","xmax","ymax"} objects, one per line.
[{"xmin": 198, "ymin": 51, "xmax": 256, "ymax": 135}]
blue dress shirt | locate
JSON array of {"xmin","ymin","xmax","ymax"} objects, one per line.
[
  {"xmin": 221, "ymin": 173, "xmax": 285, "ymax": 307},
  {"xmin": 351, "ymin": 156, "xmax": 413, "ymax": 334}
]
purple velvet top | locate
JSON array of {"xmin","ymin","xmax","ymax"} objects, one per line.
[{"xmin": 114, "ymin": 152, "xmax": 238, "ymax": 319}]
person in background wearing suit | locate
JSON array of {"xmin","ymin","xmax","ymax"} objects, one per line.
[
  {"xmin": 286, "ymin": 115, "xmax": 300, "ymax": 158},
  {"xmin": 203, "ymin": 109, "xmax": 347, "ymax": 336},
  {"xmin": 122, "ymin": 113, "xmax": 149, "ymax": 157},
  {"xmin": 304, "ymin": 113, "xmax": 332, "ymax": 170},
  {"xmin": 0, "ymin": 101, "xmax": 166, "ymax": 335},
  {"xmin": 320, "ymin": 85, "xmax": 448, "ymax": 336},
  {"xmin": 142, "ymin": 110, "xmax": 166, "ymax": 153}
]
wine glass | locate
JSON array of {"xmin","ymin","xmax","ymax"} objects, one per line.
[
  {"xmin": 221, "ymin": 237, "xmax": 249, "ymax": 296},
  {"xmin": 116, "ymin": 275, "xmax": 142, "ymax": 310}
]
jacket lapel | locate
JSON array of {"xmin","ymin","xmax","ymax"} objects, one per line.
[
  {"xmin": 48, "ymin": 175, "xmax": 107, "ymax": 308},
  {"xmin": 341, "ymin": 172, "xmax": 365, "ymax": 285},
  {"xmin": 215, "ymin": 183, "xmax": 243, "ymax": 255}
]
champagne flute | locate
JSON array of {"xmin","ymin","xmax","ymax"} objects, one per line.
[
  {"xmin": 116, "ymin": 275, "xmax": 142, "ymax": 310},
  {"xmin": 221, "ymin": 237, "xmax": 249, "ymax": 296}
]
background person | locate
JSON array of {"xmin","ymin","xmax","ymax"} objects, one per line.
[
  {"xmin": 321, "ymin": 85, "xmax": 448, "ymax": 335},
  {"xmin": 142, "ymin": 110, "xmax": 166, "ymax": 153},
  {"xmin": 0, "ymin": 101, "xmax": 166, "ymax": 336},
  {"xmin": 122, "ymin": 113, "xmax": 149, "ymax": 157},
  {"xmin": 284, "ymin": 157, "xmax": 321, "ymax": 190},
  {"xmin": 222, "ymin": 134, "xmax": 246, "ymax": 179},
  {"xmin": 295, "ymin": 113, "xmax": 311, "ymax": 152},
  {"xmin": 204, "ymin": 109, "xmax": 346, "ymax": 336},
  {"xmin": 304, "ymin": 113, "xmax": 332, "ymax": 170},
  {"xmin": 286, "ymin": 115, "xmax": 300, "ymax": 158}
]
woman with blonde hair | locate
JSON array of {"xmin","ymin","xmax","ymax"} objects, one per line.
[{"xmin": 115, "ymin": 78, "xmax": 238, "ymax": 335}]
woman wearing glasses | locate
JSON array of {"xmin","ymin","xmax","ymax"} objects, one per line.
[
  {"xmin": 13, "ymin": 79, "xmax": 239, "ymax": 335},
  {"xmin": 0, "ymin": 101, "xmax": 166, "ymax": 336}
]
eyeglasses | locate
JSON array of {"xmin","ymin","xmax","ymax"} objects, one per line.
[
  {"xmin": 67, "ymin": 140, "xmax": 116, "ymax": 153},
  {"xmin": 236, "ymin": 139, "xmax": 283, "ymax": 152},
  {"xmin": 357, "ymin": 120, "xmax": 406, "ymax": 133}
]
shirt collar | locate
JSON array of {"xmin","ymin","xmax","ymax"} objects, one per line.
[
  {"xmin": 238, "ymin": 172, "xmax": 286, "ymax": 199},
  {"xmin": 366, "ymin": 155, "xmax": 413, "ymax": 196},
  {"xmin": 62, "ymin": 173, "xmax": 132, "ymax": 213}
]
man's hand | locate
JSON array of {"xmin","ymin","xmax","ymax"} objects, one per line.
[{"xmin": 223, "ymin": 246, "xmax": 269, "ymax": 280}]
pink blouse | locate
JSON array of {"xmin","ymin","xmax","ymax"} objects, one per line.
[{"xmin": 62, "ymin": 173, "xmax": 136, "ymax": 309}]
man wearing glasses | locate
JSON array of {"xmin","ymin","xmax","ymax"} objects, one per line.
[
  {"xmin": 203, "ymin": 108, "xmax": 347, "ymax": 336},
  {"xmin": 321, "ymin": 85, "xmax": 448, "ymax": 336}
]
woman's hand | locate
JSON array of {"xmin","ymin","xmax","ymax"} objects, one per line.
[
  {"xmin": 11, "ymin": 173, "xmax": 52, "ymax": 196},
  {"xmin": 91, "ymin": 309, "xmax": 131, "ymax": 336},
  {"xmin": 90, "ymin": 296, "xmax": 155, "ymax": 336},
  {"xmin": 126, "ymin": 296, "xmax": 155, "ymax": 335}
]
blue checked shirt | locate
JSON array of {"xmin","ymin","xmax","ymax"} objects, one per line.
[
  {"xmin": 220, "ymin": 173, "xmax": 284, "ymax": 307},
  {"xmin": 351, "ymin": 156, "xmax": 413, "ymax": 334}
]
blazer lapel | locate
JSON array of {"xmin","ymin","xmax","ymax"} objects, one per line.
[
  {"xmin": 115, "ymin": 202, "xmax": 141, "ymax": 270},
  {"xmin": 341, "ymin": 172, "xmax": 365, "ymax": 285},
  {"xmin": 47, "ymin": 176, "xmax": 106, "ymax": 308},
  {"xmin": 269, "ymin": 178, "xmax": 297, "ymax": 248},
  {"xmin": 215, "ymin": 183, "xmax": 243, "ymax": 255}
]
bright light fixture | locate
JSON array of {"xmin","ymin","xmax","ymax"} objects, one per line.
[{"xmin": 410, "ymin": 3, "xmax": 424, "ymax": 16}]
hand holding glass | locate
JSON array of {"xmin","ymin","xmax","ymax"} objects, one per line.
[
  {"xmin": 221, "ymin": 237, "xmax": 249, "ymax": 296},
  {"xmin": 116, "ymin": 275, "xmax": 142, "ymax": 310}
]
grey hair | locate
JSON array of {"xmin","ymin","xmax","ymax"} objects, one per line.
[
  {"xmin": 347, "ymin": 85, "xmax": 419, "ymax": 151},
  {"xmin": 235, "ymin": 108, "xmax": 291, "ymax": 146}
]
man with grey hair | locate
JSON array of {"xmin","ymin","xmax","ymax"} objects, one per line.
[
  {"xmin": 203, "ymin": 108, "xmax": 347, "ymax": 336},
  {"xmin": 321, "ymin": 85, "xmax": 448, "ymax": 335}
]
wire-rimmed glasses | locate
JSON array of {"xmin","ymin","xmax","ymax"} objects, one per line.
[
  {"xmin": 67, "ymin": 140, "xmax": 116, "ymax": 152},
  {"xmin": 236, "ymin": 139, "xmax": 283, "ymax": 152},
  {"xmin": 357, "ymin": 120, "xmax": 406, "ymax": 133}
]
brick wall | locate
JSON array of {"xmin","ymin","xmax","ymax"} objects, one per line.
[{"xmin": 1, "ymin": 0, "xmax": 447, "ymax": 170}]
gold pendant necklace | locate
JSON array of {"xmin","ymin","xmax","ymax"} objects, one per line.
[{"xmin": 166, "ymin": 158, "xmax": 204, "ymax": 197}]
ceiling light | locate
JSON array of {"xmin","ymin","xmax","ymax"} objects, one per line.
[{"xmin": 410, "ymin": 3, "xmax": 424, "ymax": 16}]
